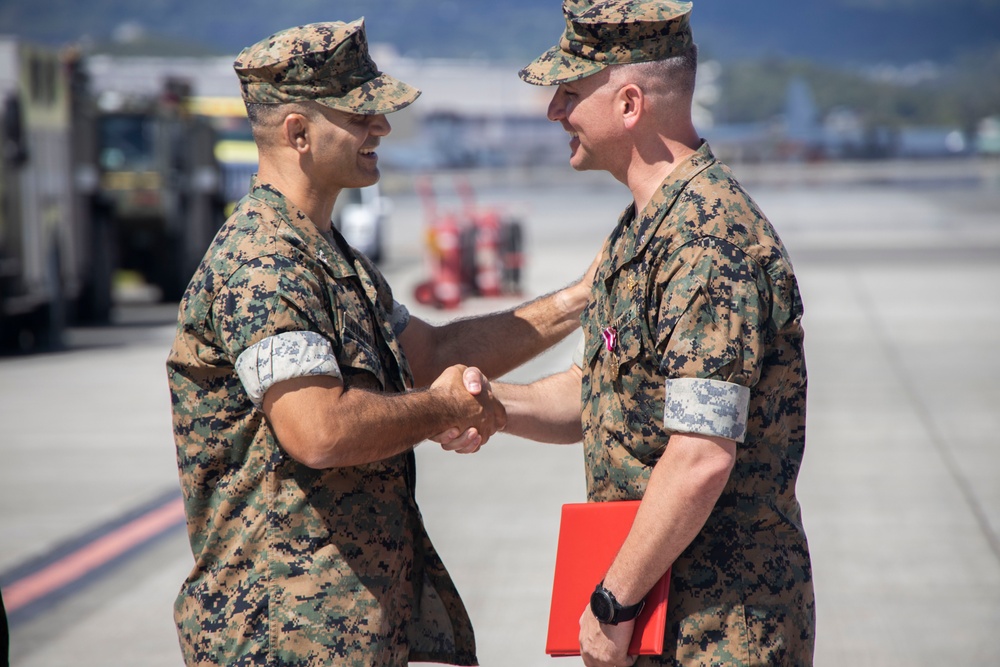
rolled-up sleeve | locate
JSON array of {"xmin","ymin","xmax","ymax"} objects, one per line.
[
  {"xmin": 390, "ymin": 300, "xmax": 410, "ymax": 338},
  {"xmin": 663, "ymin": 377, "xmax": 750, "ymax": 442},
  {"xmin": 235, "ymin": 331, "xmax": 342, "ymax": 407}
]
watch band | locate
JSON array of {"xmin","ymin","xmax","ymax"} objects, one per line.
[{"xmin": 590, "ymin": 581, "xmax": 645, "ymax": 625}]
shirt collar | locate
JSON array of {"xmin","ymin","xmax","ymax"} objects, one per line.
[
  {"xmin": 246, "ymin": 175, "xmax": 358, "ymax": 279},
  {"xmin": 605, "ymin": 141, "xmax": 717, "ymax": 275}
]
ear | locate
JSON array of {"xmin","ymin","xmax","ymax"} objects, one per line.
[
  {"xmin": 282, "ymin": 113, "xmax": 310, "ymax": 153},
  {"xmin": 618, "ymin": 84, "xmax": 644, "ymax": 130}
]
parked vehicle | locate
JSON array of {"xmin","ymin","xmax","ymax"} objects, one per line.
[
  {"xmin": 95, "ymin": 80, "xmax": 225, "ymax": 302},
  {"xmin": 0, "ymin": 39, "xmax": 110, "ymax": 350},
  {"xmin": 333, "ymin": 183, "xmax": 391, "ymax": 263},
  {"xmin": 187, "ymin": 96, "xmax": 258, "ymax": 216}
]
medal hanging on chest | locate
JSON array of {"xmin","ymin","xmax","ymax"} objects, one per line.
[
  {"xmin": 602, "ymin": 326, "xmax": 619, "ymax": 375},
  {"xmin": 601, "ymin": 271, "xmax": 640, "ymax": 378}
]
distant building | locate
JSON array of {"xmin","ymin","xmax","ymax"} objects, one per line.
[
  {"xmin": 84, "ymin": 49, "xmax": 568, "ymax": 170},
  {"xmin": 894, "ymin": 126, "xmax": 969, "ymax": 158},
  {"xmin": 86, "ymin": 54, "xmax": 240, "ymax": 100},
  {"xmin": 83, "ymin": 51, "xmax": 980, "ymax": 169}
]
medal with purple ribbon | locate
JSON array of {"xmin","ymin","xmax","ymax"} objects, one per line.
[{"xmin": 602, "ymin": 326, "xmax": 617, "ymax": 351}]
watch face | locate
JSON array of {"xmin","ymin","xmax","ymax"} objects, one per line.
[{"xmin": 590, "ymin": 588, "xmax": 614, "ymax": 623}]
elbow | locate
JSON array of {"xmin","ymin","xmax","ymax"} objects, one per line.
[
  {"xmin": 668, "ymin": 434, "xmax": 736, "ymax": 497},
  {"xmin": 287, "ymin": 447, "xmax": 336, "ymax": 470},
  {"xmin": 279, "ymin": 423, "xmax": 353, "ymax": 470},
  {"xmin": 281, "ymin": 441, "xmax": 333, "ymax": 470}
]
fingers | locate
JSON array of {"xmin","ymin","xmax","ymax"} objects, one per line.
[
  {"xmin": 439, "ymin": 427, "xmax": 483, "ymax": 454},
  {"xmin": 430, "ymin": 427, "xmax": 461, "ymax": 445},
  {"xmin": 462, "ymin": 366, "xmax": 484, "ymax": 394},
  {"xmin": 465, "ymin": 365, "xmax": 504, "ymax": 432},
  {"xmin": 430, "ymin": 365, "xmax": 506, "ymax": 451},
  {"xmin": 578, "ymin": 606, "xmax": 636, "ymax": 667}
]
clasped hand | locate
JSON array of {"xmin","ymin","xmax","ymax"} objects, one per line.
[
  {"xmin": 430, "ymin": 365, "xmax": 505, "ymax": 454},
  {"xmin": 578, "ymin": 605, "xmax": 637, "ymax": 667}
]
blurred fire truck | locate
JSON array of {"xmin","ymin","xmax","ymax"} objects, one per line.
[
  {"xmin": 95, "ymin": 78, "xmax": 224, "ymax": 302},
  {"xmin": 0, "ymin": 38, "xmax": 229, "ymax": 351},
  {"xmin": 0, "ymin": 39, "xmax": 110, "ymax": 350}
]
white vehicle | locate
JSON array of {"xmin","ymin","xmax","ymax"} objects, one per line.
[{"xmin": 333, "ymin": 184, "xmax": 391, "ymax": 263}]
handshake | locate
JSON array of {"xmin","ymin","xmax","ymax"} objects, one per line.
[{"xmin": 429, "ymin": 365, "xmax": 507, "ymax": 455}]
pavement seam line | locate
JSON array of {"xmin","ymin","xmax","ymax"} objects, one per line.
[
  {"xmin": 851, "ymin": 273, "xmax": 1000, "ymax": 565},
  {"xmin": 2, "ymin": 496, "xmax": 186, "ymax": 615}
]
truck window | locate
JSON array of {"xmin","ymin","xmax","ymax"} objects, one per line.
[
  {"xmin": 211, "ymin": 115, "xmax": 253, "ymax": 143},
  {"xmin": 98, "ymin": 114, "xmax": 155, "ymax": 171}
]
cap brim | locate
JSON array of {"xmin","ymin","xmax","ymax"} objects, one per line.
[
  {"xmin": 518, "ymin": 45, "xmax": 606, "ymax": 86},
  {"xmin": 317, "ymin": 73, "xmax": 421, "ymax": 115}
]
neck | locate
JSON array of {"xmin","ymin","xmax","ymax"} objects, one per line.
[
  {"xmin": 624, "ymin": 138, "xmax": 698, "ymax": 212},
  {"xmin": 257, "ymin": 159, "xmax": 340, "ymax": 232}
]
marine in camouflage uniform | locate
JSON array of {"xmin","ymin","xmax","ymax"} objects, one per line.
[
  {"xmin": 168, "ymin": 20, "xmax": 513, "ymax": 666},
  {"xmin": 510, "ymin": 1, "xmax": 816, "ymax": 664},
  {"xmin": 168, "ymin": 177, "xmax": 475, "ymax": 665},
  {"xmin": 575, "ymin": 142, "xmax": 815, "ymax": 664}
]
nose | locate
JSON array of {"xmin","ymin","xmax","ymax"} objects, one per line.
[
  {"xmin": 369, "ymin": 113, "xmax": 391, "ymax": 136},
  {"xmin": 547, "ymin": 88, "xmax": 566, "ymax": 122}
]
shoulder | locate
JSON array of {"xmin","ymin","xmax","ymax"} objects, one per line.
[
  {"xmin": 676, "ymin": 164, "xmax": 763, "ymax": 234},
  {"xmin": 182, "ymin": 214, "xmax": 323, "ymax": 330},
  {"xmin": 660, "ymin": 159, "xmax": 799, "ymax": 278}
]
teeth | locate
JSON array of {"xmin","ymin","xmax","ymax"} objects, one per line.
[{"xmin": 360, "ymin": 148, "xmax": 376, "ymax": 155}]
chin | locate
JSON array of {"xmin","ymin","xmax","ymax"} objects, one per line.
[{"xmin": 350, "ymin": 171, "xmax": 380, "ymax": 188}]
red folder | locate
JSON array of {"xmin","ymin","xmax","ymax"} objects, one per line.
[{"xmin": 545, "ymin": 500, "xmax": 671, "ymax": 657}]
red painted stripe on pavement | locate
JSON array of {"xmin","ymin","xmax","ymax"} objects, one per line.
[{"xmin": 4, "ymin": 496, "xmax": 186, "ymax": 613}]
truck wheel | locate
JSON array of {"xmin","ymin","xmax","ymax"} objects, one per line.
[
  {"xmin": 154, "ymin": 232, "xmax": 189, "ymax": 303},
  {"xmin": 43, "ymin": 247, "xmax": 67, "ymax": 349},
  {"xmin": 77, "ymin": 201, "xmax": 114, "ymax": 324},
  {"xmin": 27, "ymin": 246, "xmax": 68, "ymax": 351}
]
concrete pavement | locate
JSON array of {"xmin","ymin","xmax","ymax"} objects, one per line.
[{"xmin": 2, "ymin": 165, "xmax": 999, "ymax": 665}]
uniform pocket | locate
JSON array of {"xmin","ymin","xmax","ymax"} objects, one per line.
[
  {"xmin": 339, "ymin": 315, "xmax": 385, "ymax": 389},
  {"xmin": 612, "ymin": 313, "xmax": 643, "ymax": 376},
  {"xmin": 600, "ymin": 308, "xmax": 642, "ymax": 387}
]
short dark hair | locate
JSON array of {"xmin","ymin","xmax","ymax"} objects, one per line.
[
  {"xmin": 611, "ymin": 43, "xmax": 698, "ymax": 100},
  {"xmin": 245, "ymin": 102, "xmax": 276, "ymax": 129}
]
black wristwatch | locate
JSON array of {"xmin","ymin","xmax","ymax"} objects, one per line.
[{"xmin": 590, "ymin": 581, "xmax": 644, "ymax": 625}]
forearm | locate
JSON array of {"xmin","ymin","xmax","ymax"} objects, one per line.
[
  {"xmin": 307, "ymin": 386, "xmax": 471, "ymax": 467},
  {"xmin": 404, "ymin": 279, "xmax": 589, "ymax": 386},
  {"xmin": 493, "ymin": 366, "xmax": 584, "ymax": 443},
  {"xmin": 265, "ymin": 370, "xmax": 502, "ymax": 469},
  {"xmin": 602, "ymin": 433, "xmax": 736, "ymax": 607}
]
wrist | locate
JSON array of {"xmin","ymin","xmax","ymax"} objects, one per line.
[
  {"xmin": 589, "ymin": 580, "xmax": 645, "ymax": 625},
  {"xmin": 424, "ymin": 384, "xmax": 466, "ymax": 429},
  {"xmin": 557, "ymin": 280, "xmax": 589, "ymax": 320}
]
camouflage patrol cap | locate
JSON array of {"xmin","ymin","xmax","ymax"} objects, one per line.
[
  {"xmin": 520, "ymin": 0, "xmax": 693, "ymax": 86},
  {"xmin": 234, "ymin": 19, "xmax": 420, "ymax": 115}
]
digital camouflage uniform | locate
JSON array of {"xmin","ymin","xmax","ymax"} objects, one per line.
[
  {"xmin": 522, "ymin": 2, "xmax": 815, "ymax": 664},
  {"xmin": 578, "ymin": 142, "xmax": 815, "ymax": 665},
  {"xmin": 167, "ymin": 178, "xmax": 476, "ymax": 666},
  {"xmin": 166, "ymin": 20, "xmax": 476, "ymax": 667}
]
